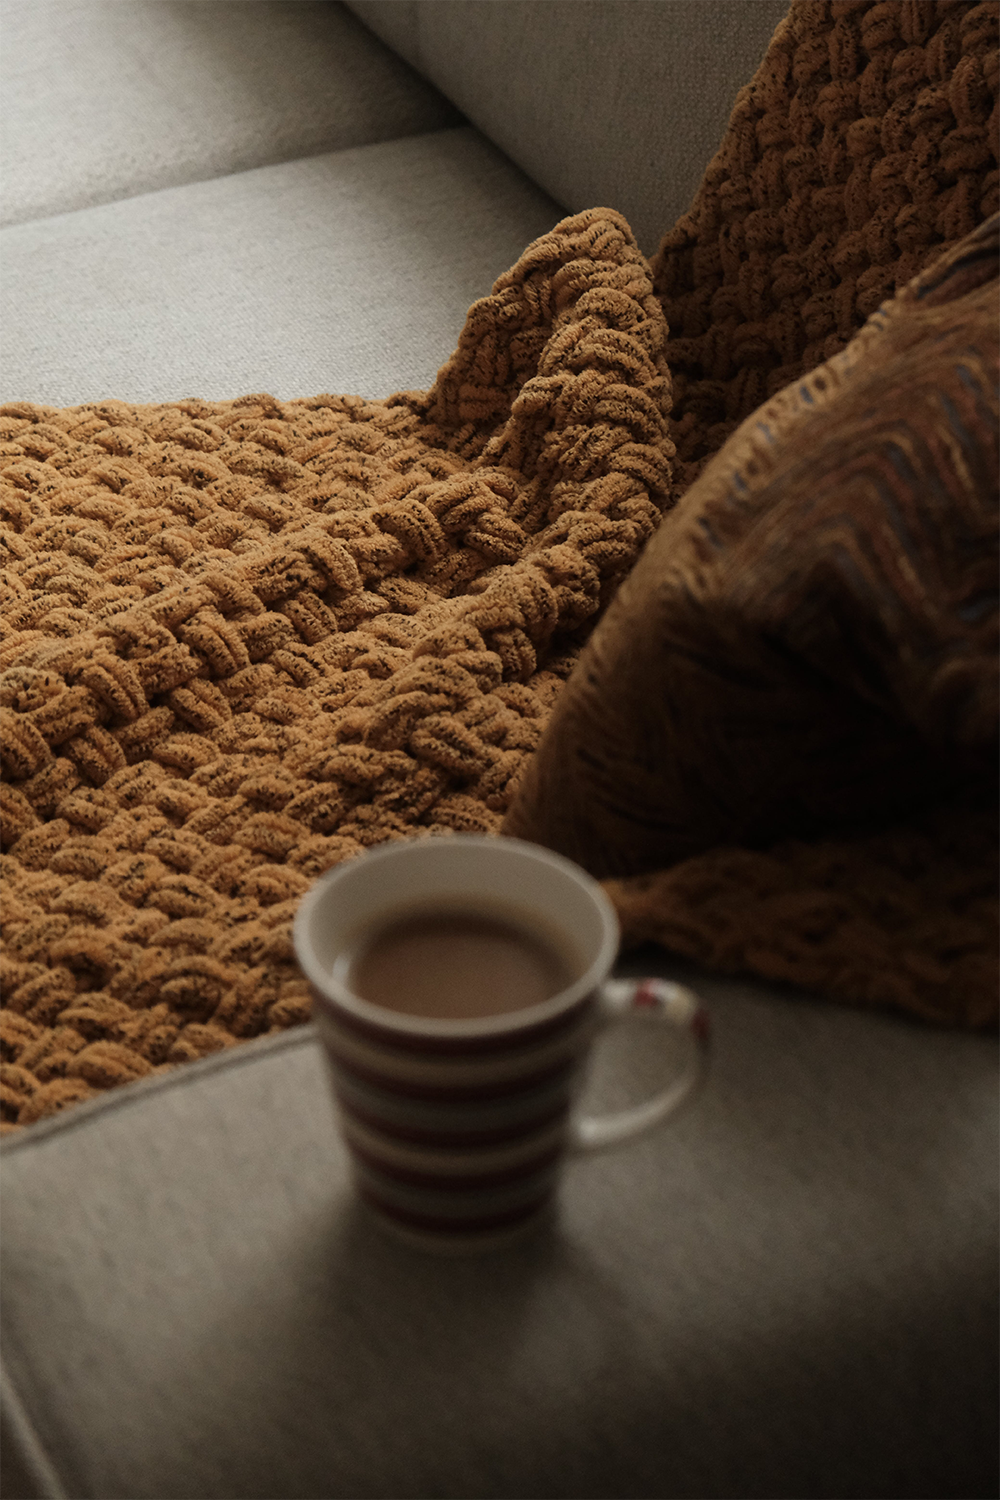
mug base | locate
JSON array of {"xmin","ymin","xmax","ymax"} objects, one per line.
[{"xmin": 361, "ymin": 1199, "xmax": 554, "ymax": 1256}]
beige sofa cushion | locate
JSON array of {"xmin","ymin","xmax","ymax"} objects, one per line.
[
  {"xmin": 0, "ymin": 128, "xmax": 562, "ymax": 408},
  {"xmin": 347, "ymin": 0, "xmax": 789, "ymax": 255},
  {"xmin": 0, "ymin": 0, "xmax": 462, "ymax": 228},
  {"xmin": 2, "ymin": 963, "xmax": 997, "ymax": 1499}
]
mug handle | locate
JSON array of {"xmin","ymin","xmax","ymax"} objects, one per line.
[{"xmin": 569, "ymin": 978, "xmax": 710, "ymax": 1151}]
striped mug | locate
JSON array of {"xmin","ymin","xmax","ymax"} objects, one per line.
[{"xmin": 294, "ymin": 835, "xmax": 709, "ymax": 1253}]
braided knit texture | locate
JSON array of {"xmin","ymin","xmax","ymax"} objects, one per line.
[
  {"xmin": 655, "ymin": 0, "xmax": 999, "ymax": 492},
  {"xmin": 1, "ymin": 212, "xmax": 673, "ymax": 1128},
  {"xmin": 604, "ymin": 790, "xmax": 998, "ymax": 1027},
  {"xmin": 2, "ymin": 1, "xmax": 998, "ymax": 1128}
]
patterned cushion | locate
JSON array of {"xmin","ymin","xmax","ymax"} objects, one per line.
[{"xmin": 503, "ymin": 217, "xmax": 999, "ymax": 1027}]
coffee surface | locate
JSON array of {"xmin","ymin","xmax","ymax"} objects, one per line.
[{"xmin": 346, "ymin": 909, "xmax": 574, "ymax": 1020}]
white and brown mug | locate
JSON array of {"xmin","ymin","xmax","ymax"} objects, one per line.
[{"xmin": 293, "ymin": 835, "xmax": 709, "ymax": 1252}]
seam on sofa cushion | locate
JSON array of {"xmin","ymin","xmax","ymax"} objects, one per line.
[
  {"xmin": 0, "ymin": 1026, "xmax": 320, "ymax": 1158},
  {"xmin": 0, "ymin": 1364, "xmax": 68, "ymax": 1500}
]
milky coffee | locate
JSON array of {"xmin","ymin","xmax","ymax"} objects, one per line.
[{"xmin": 341, "ymin": 907, "xmax": 576, "ymax": 1021}]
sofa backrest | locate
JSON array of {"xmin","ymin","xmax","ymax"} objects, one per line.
[{"xmin": 346, "ymin": 0, "xmax": 789, "ymax": 255}]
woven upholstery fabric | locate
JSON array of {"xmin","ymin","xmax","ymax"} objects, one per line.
[
  {"xmin": 2, "ymin": 1, "xmax": 998, "ymax": 1129},
  {"xmin": 655, "ymin": 0, "xmax": 1000, "ymax": 493},
  {"xmin": 0, "ymin": 211, "xmax": 672, "ymax": 1129},
  {"xmin": 504, "ymin": 218, "xmax": 999, "ymax": 1029}
]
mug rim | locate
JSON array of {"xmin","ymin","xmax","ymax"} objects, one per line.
[{"xmin": 293, "ymin": 834, "xmax": 620, "ymax": 1039}]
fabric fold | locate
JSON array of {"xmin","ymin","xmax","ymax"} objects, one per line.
[{"xmin": 0, "ymin": 209, "xmax": 675, "ymax": 1128}]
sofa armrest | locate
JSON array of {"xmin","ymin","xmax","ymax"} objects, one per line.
[{"xmin": 346, "ymin": 0, "xmax": 788, "ymax": 254}]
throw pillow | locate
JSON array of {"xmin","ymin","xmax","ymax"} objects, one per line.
[{"xmin": 503, "ymin": 216, "xmax": 999, "ymax": 1026}]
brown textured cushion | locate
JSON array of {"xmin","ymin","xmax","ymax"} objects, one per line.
[{"xmin": 503, "ymin": 217, "xmax": 999, "ymax": 1028}]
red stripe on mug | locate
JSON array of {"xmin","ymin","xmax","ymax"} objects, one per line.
[
  {"xmin": 336, "ymin": 1097, "xmax": 572, "ymax": 1149},
  {"xmin": 323, "ymin": 1046, "xmax": 579, "ymax": 1103},
  {"xmin": 347, "ymin": 1140, "xmax": 565, "ymax": 1192}
]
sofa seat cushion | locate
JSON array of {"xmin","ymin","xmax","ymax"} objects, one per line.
[
  {"xmin": 0, "ymin": 0, "xmax": 462, "ymax": 228},
  {"xmin": 0, "ymin": 128, "xmax": 563, "ymax": 407},
  {"xmin": 1, "ymin": 957, "xmax": 997, "ymax": 1500}
]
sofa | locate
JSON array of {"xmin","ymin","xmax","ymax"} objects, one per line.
[{"xmin": 1, "ymin": 3, "xmax": 997, "ymax": 1498}]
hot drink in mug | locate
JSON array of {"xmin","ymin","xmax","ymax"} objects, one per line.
[{"xmin": 294, "ymin": 835, "xmax": 708, "ymax": 1252}]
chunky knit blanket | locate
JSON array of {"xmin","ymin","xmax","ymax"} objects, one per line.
[{"xmin": 2, "ymin": 0, "xmax": 997, "ymax": 1129}]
